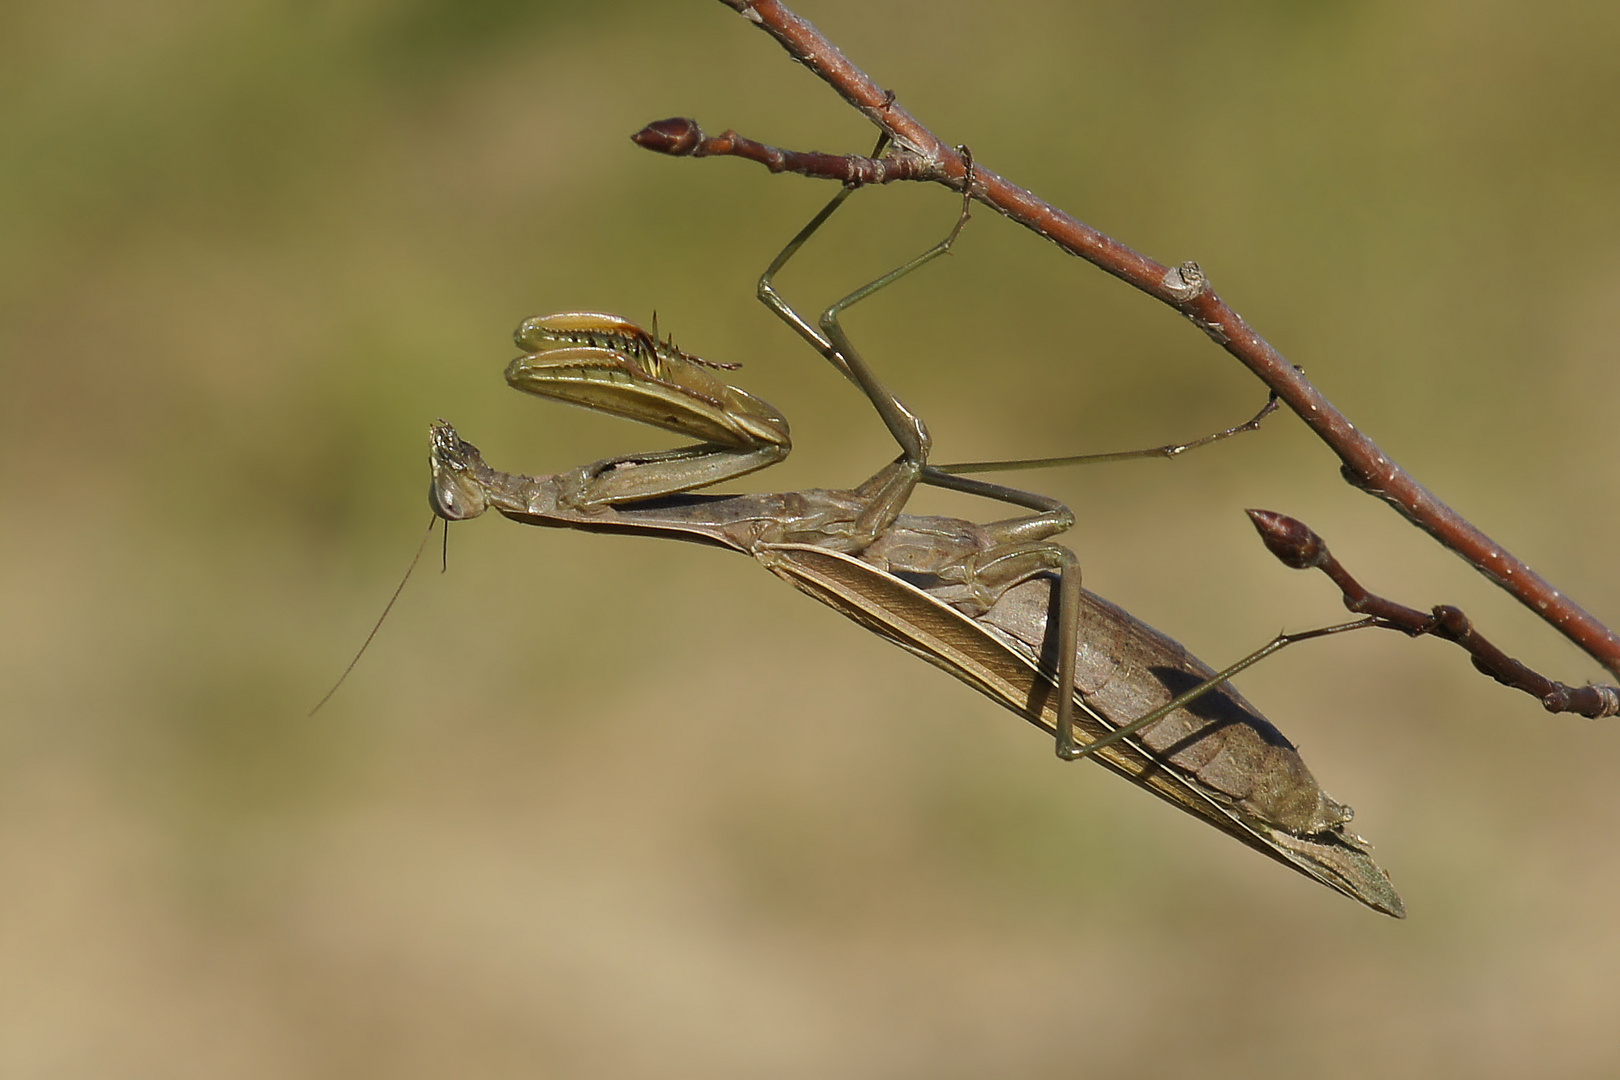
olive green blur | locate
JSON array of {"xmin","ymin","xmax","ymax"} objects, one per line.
[{"xmin": 4, "ymin": 1, "xmax": 1618, "ymax": 1076}]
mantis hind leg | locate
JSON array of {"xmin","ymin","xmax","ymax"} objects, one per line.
[
  {"xmin": 755, "ymin": 152, "xmax": 1093, "ymax": 756},
  {"xmin": 918, "ymin": 394, "xmax": 1282, "ymax": 758},
  {"xmin": 755, "ymin": 150, "xmax": 1274, "ymax": 763},
  {"xmin": 913, "ymin": 467, "xmax": 1087, "ymax": 760}
]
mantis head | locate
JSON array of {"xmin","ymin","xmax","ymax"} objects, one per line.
[{"xmin": 429, "ymin": 421, "xmax": 491, "ymax": 521}]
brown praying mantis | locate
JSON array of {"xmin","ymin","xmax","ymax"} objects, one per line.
[{"xmin": 426, "ymin": 180, "xmax": 1406, "ymax": 917}]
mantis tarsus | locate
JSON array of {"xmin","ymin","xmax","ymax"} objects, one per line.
[{"xmin": 427, "ymin": 182, "xmax": 1405, "ymax": 917}]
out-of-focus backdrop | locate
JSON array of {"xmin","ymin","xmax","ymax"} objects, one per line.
[{"xmin": 5, "ymin": 1, "xmax": 1619, "ymax": 1075}]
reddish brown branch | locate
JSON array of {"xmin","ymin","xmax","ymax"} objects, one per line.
[
  {"xmin": 676, "ymin": 0, "xmax": 1620, "ymax": 683},
  {"xmin": 633, "ymin": 117, "xmax": 937, "ymax": 185},
  {"xmin": 1247, "ymin": 510, "xmax": 1620, "ymax": 718}
]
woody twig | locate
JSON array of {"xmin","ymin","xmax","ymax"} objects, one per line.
[
  {"xmin": 627, "ymin": 0, "xmax": 1620, "ymax": 692},
  {"xmin": 1247, "ymin": 510, "xmax": 1620, "ymax": 718}
]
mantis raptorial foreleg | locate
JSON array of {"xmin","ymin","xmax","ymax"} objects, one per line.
[
  {"xmin": 465, "ymin": 170, "xmax": 1284, "ymax": 770},
  {"xmin": 501, "ymin": 312, "xmax": 791, "ymax": 509},
  {"xmin": 412, "ymin": 167, "xmax": 1400, "ymax": 912},
  {"xmin": 423, "ymin": 422, "xmax": 1403, "ymax": 915}
]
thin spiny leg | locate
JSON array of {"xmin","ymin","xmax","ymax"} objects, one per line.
[
  {"xmin": 756, "ymin": 145, "xmax": 976, "ymax": 546},
  {"xmin": 935, "ymin": 393, "xmax": 1280, "ymax": 476},
  {"xmin": 815, "ymin": 184, "xmax": 973, "ymax": 466},
  {"xmin": 757, "ymin": 157, "xmax": 1095, "ymax": 754},
  {"xmin": 758, "ymin": 158, "xmax": 1193, "ymax": 759},
  {"xmin": 915, "ymin": 384, "xmax": 1278, "ymax": 757},
  {"xmin": 755, "ymin": 134, "xmax": 890, "ymax": 383},
  {"xmin": 756, "ymin": 140, "xmax": 973, "ymax": 450}
]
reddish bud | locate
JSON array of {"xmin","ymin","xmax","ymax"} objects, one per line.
[
  {"xmin": 632, "ymin": 117, "xmax": 703, "ymax": 156},
  {"xmin": 1246, "ymin": 508, "xmax": 1329, "ymax": 570}
]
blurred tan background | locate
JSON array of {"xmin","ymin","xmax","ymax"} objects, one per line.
[{"xmin": 5, "ymin": 0, "xmax": 1620, "ymax": 1075}]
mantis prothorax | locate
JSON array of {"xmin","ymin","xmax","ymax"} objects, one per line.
[{"xmin": 425, "ymin": 179, "xmax": 1403, "ymax": 916}]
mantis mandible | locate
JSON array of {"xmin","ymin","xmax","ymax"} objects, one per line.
[{"xmin": 427, "ymin": 182, "xmax": 1404, "ymax": 917}]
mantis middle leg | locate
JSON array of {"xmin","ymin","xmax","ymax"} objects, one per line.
[
  {"xmin": 754, "ymin": 175, "xmax": 1275, "ymax": 761},
  {"xmin": 751, "ymin": 168, "xmax": 1103, "ymax": 756}
]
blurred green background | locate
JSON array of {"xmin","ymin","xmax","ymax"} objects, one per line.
[{"xmin": 5, "ymin": 0, "xmax": 1619, "ymax": 1075}]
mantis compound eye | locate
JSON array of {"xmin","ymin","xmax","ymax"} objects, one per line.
[{"xmin": 429, "ymin": 472, "xmax": 485, "ymax": 520}]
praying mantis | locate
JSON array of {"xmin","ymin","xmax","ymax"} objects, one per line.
[{"xmin": 428, "ymin": 181, "xmax": 1405, "ymax": 917}]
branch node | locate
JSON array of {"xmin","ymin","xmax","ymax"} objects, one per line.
[
  {"xmin": 1431, "ymin": 605, "xmax": 1472, "ymax": 639},
  {"xmin": 956, "ymin": 143, "xmax": 975, "ymax": 196},
  {"xmin": 1167, "ymin": 261, "xmax": 1228, "ymax": 342},
  {"xmin": 1164, "ymin": 260, "xmax": 1207, "ymax": 303},
  {"xmin": 1553, "ymin": 684, "xmax": 1620, "ymax": 718}
]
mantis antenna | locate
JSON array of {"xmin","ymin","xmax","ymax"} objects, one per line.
[{"xmin": 309, "ymin": 514, "xmax": 441, "ymax": 716}]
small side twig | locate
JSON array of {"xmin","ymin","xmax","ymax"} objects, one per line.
[
  {"xmin": 633, "ymin": 117, "xmax": 938, "ymax": 186},
  {"xmin": 1247, "ymin": 509, "xmax": 1620, "ymax": 719}
]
